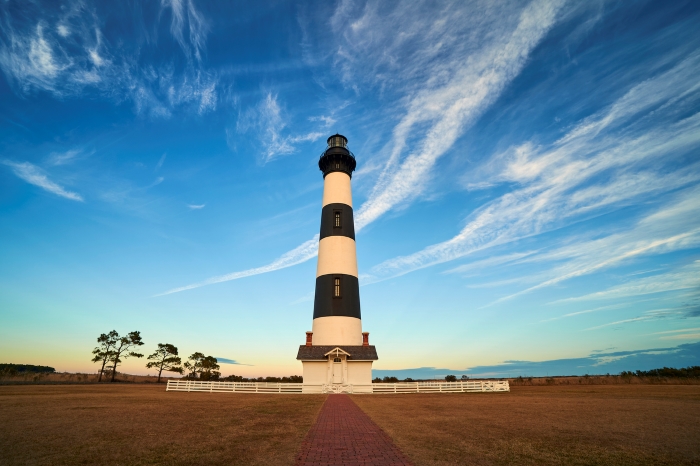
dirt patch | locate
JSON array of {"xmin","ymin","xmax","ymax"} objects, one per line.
[
  {"xmin": 351, "ymin": 385, "xmax": 700, "ymax": 465},
  {"xmin": 0, "ymin": 384, "xmax": 326, "ymax": 466}
]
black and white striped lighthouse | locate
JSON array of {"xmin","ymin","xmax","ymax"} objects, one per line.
[{"xmin": 297, "ymin": 134, "xmax": 378, "ymax": 391}]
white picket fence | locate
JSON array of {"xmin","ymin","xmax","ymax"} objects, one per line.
[{"xmin": 166, "ymin": 380, "xmax": 509, "ymax": 394}]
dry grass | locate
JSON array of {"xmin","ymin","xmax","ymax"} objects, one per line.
[
  {"xmin": 0, "ymin": 372, "xmax": 171, "ymax": 384},
  {"xmin": 0, "ymin": 384, "xmax": 326, "ymax": 466},
  {"xmin": 3, "ymin": 384, "xmax": 699, "ymax": 465},
  {"xmin": 352, "ymin": 385, "xmax": 700, "ymax": 466}
]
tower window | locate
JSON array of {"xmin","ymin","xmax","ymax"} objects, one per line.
[
  {"xmin": 333, "ymin": 357, "xmax": 341, "ymax": 363},
  {"xmin": 335, "ymin": 162, "xmax": 340, "ymax": 169},
  {"xmin": 334, "ymin": 277, "xmax": 341, "ymax": 297},
  {"xmin": 334, "ymin": 211, "xmax": 341, "ymax": 228}
]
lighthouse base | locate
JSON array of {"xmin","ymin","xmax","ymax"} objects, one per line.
[{"xmin": 297, "ymin": 345, "xmax": 378, "ymax": 393}]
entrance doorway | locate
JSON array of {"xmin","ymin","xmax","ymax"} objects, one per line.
[{"xmin": 332, "ymin": 357, "xmax": 343, "ymax": 383}]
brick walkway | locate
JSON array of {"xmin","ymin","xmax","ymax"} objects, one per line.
[{"xmin": 295, "ymin": 394, "xmax": 413, "ymax": 466}]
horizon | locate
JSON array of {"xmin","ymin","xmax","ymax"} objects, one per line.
[{"xmin": 1, "ymin": 0, "xmax": 699, "ymax": 380}]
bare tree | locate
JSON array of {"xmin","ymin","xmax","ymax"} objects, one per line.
[
  {"xmin": 91, "ymin": 330, "xmax": 118, "ymax": 382},
  {"xmin": 109, "ymin": 331, "xmax": 144, "ymax": 382},
  {"xmin": 145, "ymin": 343, "xmax": 183, "ymax": 383}
]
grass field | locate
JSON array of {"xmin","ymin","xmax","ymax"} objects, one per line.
[
  {"xmin": 0, "ymin": 385, "xmax": 325, "ymax": 465},
  {"xmin": 1, "ymin": 384, "xmax": 699, "ymax": 465},
  {"xmin": 353, "ymin": 385, "xmax": 700, "ymax": 465}
]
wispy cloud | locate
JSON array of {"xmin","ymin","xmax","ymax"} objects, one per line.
[
  {"xmin": 46, "ymin": 149, "xmax": 81, "ymax": 166},
  {"xmin": 660, "ymin": 333, "xmax": 700, "ymax": 341},
  {"xmin": 353, "ymin": 0, "xmax": 565, "ymax": 230},
  {"xmin": 175, "ymin": 0, "xmax": 565, "ymax": 295},
  {"xmin": 0, "ymin": 1, "xmax": 218, "ymax": 117},
  {"xmin": 445, "ymin": 251, "xmax": 538, "ymax": 275},
  {"xmin": 155, "ymin": 153, "xmax": 166, "ymax": 171},
  {"xmin": 362, "ymin": 53, "xmax": 700, "ymax": 284},
  {"xmin": 162, "ymin": 0, "xmax": 210, "ymax": 63},
  {"xmin": 540, "ymin": 304, "xmax": 625, "ymax": 323},
  {"xmin": 584, "ymin": 308, "xmax": 681, "ymax": 331},
  {"xmin": 557, "ymin": 260, "xmax": 700, "ymax": 304},
  {"xmin": 188, "ymin": 204, "xmax": 205, "ymax": 209},
  {"xmin": 155, "ymin": 235, "xmax": 320, "ymax": 296},
  {"xmin": 2, "ymin": 160, "xmax": 83, "ymax": 201},
  {"xmin": 235, "ymin": 93, "xmax": 324, "ymax": 163}
]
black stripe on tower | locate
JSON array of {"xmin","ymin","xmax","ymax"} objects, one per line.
[
  {"xmin": 313, "ymin": 274, "xmax": 361, "ymax": 319},
  {"xmin": 319, "ymin": 203, "xmax": 355, "ymax": 240}
]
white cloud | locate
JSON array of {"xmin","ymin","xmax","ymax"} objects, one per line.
[
  {"xmin": 155, "ymin": 235, "xmax": 320, "ymax": 296},
  {"xmin": 660, "ymin": 333, "xmax": 700, "ymax": 341},
  {"xmin": 164, "ymin": 0, "xmax": 565, "ymax": 294},
  {"xmin": 445, "ymin": 251, "xmax": 538, "ymax": 275},
  {"xmin": 558, "ymin": 260, "xmax": 700, "ymax": 304},
  {"xmin": 362, "ymin": 53, "xmax": 700, "ymax": 284},
  {"xmin": 0, "ymin": 2, "xmax": 218, "ymax": 117},
  {"xmin": 162, "ymin": 0, "xmax": 210, "ymax": 63},
  {"xmin": 188, "ymin": 204, "xmax": 205, "ymax": 209},
  {"xmin": 47, "ymin": 149, "xmax": 81, "ymax": 166},
  {"xmin": 56, "ymin": 24, "xmax": 70, "ymax": 37},
  {"xmin": 584, "ymin": 308, "xmax": 682, "ymax": 331},
  {"xmin": 236, "ymin": 93, "xmax": 325, "ymax": 163},
  {"xmin": 2, "ymin": 160, "xmax": 83, "ymax": 201},
  {"xmin": 354, "ymin": 0, "xmax": 565, "ymax": 230},
  {"xmin": 309, "ymin": 115, "xmax": 337, "ymax": 128},
  {"xmin": 155, "ymin": 153, "xmax": 167, "ymax": 171}
]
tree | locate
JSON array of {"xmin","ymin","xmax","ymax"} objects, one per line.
[
  {"xmin": 108, "ymin": 331, "xmax": 144, "ymax": 382},
  {"xmin": 445, "ymin": 374, "xmax": 457, "ymax": 382},
  {"xmin": 184, "ymin": 352, "xmax": 205, "ymax": 379},
  {"xmin": 183, "ymin": 353, "xmax": 220, "ymax": 380},
  {"xmin": 200, "ymin": 356, "xmax": 220, "ymax": 381},
  {"xmin": 461, "ymin": 375, "xmax": 470, "ymax": 381},
  {"xmin": 145, "ymin": 343, "xmax": 183, "ymax": 383},
  {"xmin": 91, "ymin": 330, "xmax": 118, "ymax": 382}
]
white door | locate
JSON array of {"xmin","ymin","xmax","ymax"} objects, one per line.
[{"xmin": 332, "ymin": 362, "xmax": 342, "ymax": 383}]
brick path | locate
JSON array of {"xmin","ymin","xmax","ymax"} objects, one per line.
[{"xmin": 295, "ymin": 394, "xmax": 413, "ymax": 466}]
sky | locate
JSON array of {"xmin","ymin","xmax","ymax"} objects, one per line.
[{"xmin": 1, "ymin": 0, "xmax": 699, "ymax": 379}]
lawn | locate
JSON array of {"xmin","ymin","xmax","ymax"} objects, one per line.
[
  {"xmin": 0, "ymin": 384, "xmax": 325, "ymax": 465},
  {"xmin": 352, "ymin": 385, "xmax": 700, "ymax": 465},
  {"xmin": 2, "ymin": 384, "xmax": 699, "ymax": 465}
]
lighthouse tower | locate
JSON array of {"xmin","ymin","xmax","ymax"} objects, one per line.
[{"xmin": 297, "ymin": 134, "xmax": 378, "ymax": 392}]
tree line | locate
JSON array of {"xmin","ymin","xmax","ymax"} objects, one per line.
[
  {"xmin": 92, "ymin": 330, "xmax": 222, "ymax": 383},
  {"xmin": 372, "ymin": 375, "xmax": 470, "ymax": 383},
  {"xmin": 620, "ymin": 366, "xmax": 700, "ymax": 378},
  {"xmin": 0, "ymin": 364, "xmax": 56, "ymax": 375}
]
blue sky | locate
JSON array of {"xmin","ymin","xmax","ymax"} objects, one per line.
[{"xmin": 1, "ymin": 0, "xmax": 699, "ymax": 378}]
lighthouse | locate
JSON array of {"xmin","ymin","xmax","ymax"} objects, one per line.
[{"xmin": 297, "ymin": 134, "xmax": 378, "ymax": 392}]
